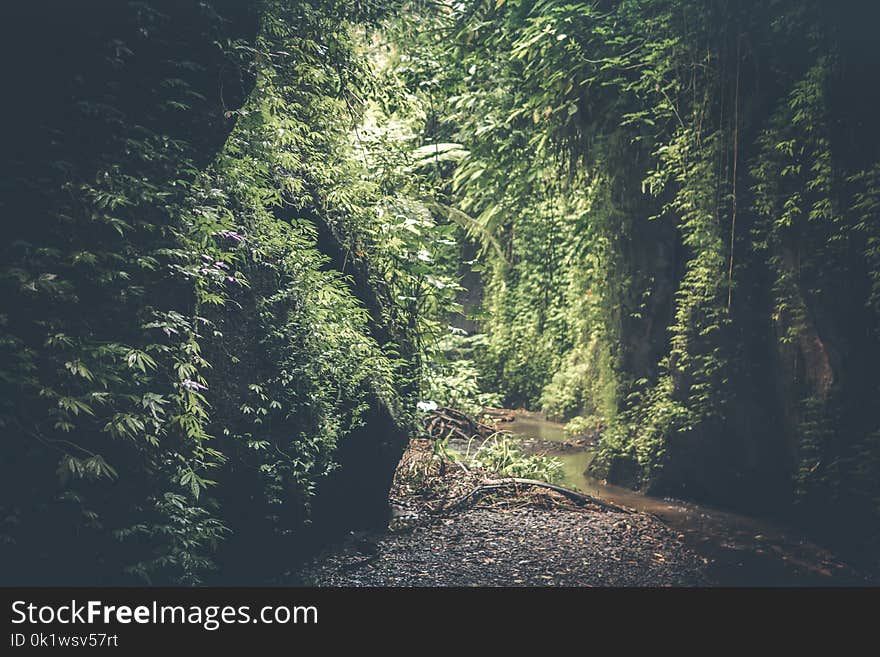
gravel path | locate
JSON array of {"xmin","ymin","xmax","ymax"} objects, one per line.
[{"xmin": 304, "ymin": 504, "xmax": 710, "ymax": 586}]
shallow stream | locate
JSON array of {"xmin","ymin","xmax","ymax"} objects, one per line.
[{"xmin": 503, "ymin": 411, "xmax": 867, "ymax": 585}]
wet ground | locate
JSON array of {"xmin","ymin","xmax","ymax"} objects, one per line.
[
  {"xmin": 501, "ymin": 411, "xmax": 871, "ymax": 586},
  {"xmin": 305, "ymin": 413, "xmax": 873, "ymax": 587},
  {"xmin": 304, "ymin": 504, "xmax": 709, "ymax": 587},
  {"xmin": 304, "ymin": 438, "xmax": 711, "ymax": 587}
]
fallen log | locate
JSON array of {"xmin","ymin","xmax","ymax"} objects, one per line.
[
  {"xmin": 422, "ymin": 406, "xmax": 496, "ymax": 440},
  {"xmin": 442, "ymin": 477, "xmax": 633, "ymax": 515}
]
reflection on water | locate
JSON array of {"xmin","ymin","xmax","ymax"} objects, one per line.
[
  {"xmin": 500, "ymin": 413, "xmax": 566, "ymax": 443},
  {"xmin": 503, "ymin": 411, "xmax": 868, "ymax": 586}
]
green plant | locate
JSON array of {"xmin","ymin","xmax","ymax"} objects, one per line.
[
  {"xmin": 422, "ymin": 332, "xmax": 503, "ymax": 416},
  {"xmin": 564, "ymin": 415, "xmax": 605, "ymax": 441},
  {"xmin": 467, "ymin": 434, "xmax": 562, "ymax": 484}
]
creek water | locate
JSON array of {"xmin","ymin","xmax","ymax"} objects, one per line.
[{"xmin": 503, "ymin": 411, "xmax": 868, "ymax": 586}]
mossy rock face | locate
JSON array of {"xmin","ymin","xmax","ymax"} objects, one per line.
[
  {"xmin": 597, "ymin": 454, "xmax": 642, "ymax": 491},
  {"xmin": 0, "ymin": 0, "xmax": 418, "ymax": 585},
  {"xmin": 309, "ymin": 396, "xmax": 410, "ymax": 537}
]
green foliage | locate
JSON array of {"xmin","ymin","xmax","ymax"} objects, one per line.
[
  {"xmin": 392, "ymin": 0, "xmax": 880, "ymax": 563},
  {"xmin": 4, "ymin": 0, "xmax": 880, "ymax": 580},
  {"xmin": 422, "ymin": 332, "xmax": 503, "ymax": 416},
  {"xmin": 541, "ymin": 334, "xmax": 617, "ymax": 422},
  {"xmin": 0, "ymin": 0, "xmax": 445, "ymax": 584},
  {"xmin": 468, "ymin": 435, "xmax": 563, "ymax": 484},
  {"xmin": 563, "ymin": 415, "xmax": 604, "ymax": 441}
]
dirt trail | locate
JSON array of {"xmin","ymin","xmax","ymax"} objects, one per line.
[{"xmin": 304, "ymin": 440, "xmax": 710, "ymax": 586}]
